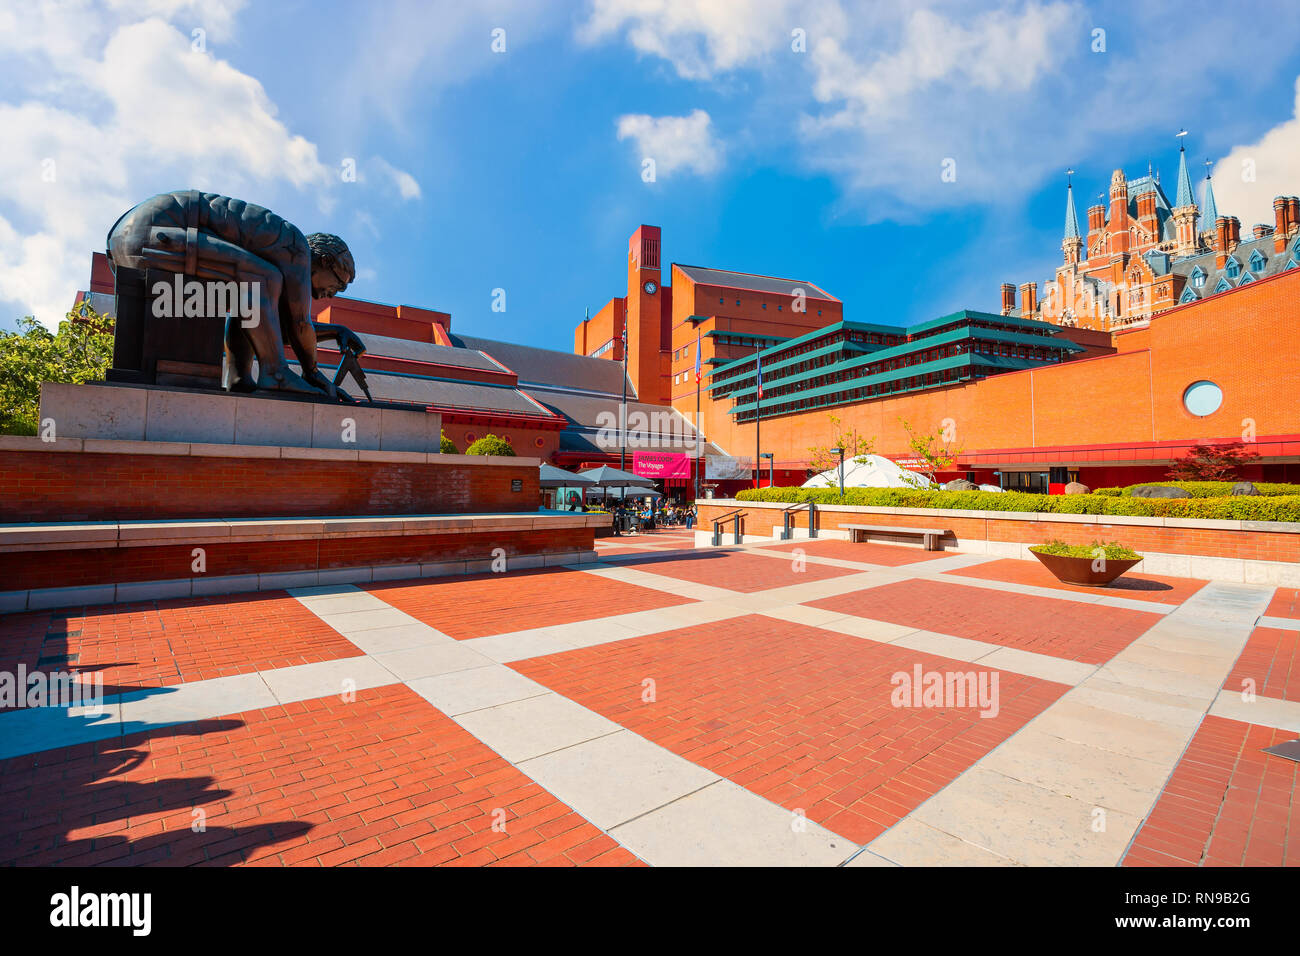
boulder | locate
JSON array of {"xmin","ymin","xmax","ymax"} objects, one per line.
[
  {"xmin": 1063, "ymin": 481, "xmax": 1090, "ymax": 495},
  {"xmin": 1231, "ymin": 481, "xmax": 1260, "ymax": 496},
  {"xmin": 1130, "ymin": 485, "xmax": 1191, "ymax": 499},
  {"xmin": 944, "ymin": 479, "xmax": 978, "ymax": 491}
]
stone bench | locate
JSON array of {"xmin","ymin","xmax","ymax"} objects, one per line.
[{"xmin": 841, "ymin": 523, "xmax": 950, "ymax": 551}]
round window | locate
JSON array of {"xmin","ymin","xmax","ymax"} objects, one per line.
[{"xmin": 1183, "ymin": 380, "xmax": 1223, "ymax": 417}]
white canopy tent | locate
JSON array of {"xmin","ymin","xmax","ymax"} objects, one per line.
[{"xmin": 801, "ymin": 454, "xmax": 935, "ymax": 490}]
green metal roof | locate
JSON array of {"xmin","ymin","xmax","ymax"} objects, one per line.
[
  {"xmin": 725, "ymin": 352, "xmax": 1050, "ymax": 417},
  {"xmin": 712, "ymin": 324, "xmax": 1080, "ymax": 400}
]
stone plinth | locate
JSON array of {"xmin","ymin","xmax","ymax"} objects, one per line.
[{"xmin": 38, "ymin": 381, "xmax": 442, "ymax": 453}]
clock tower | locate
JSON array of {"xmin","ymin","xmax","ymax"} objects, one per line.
[{"xmin": 626, "ymin": 224, "xmax": 667, "ymax": 403}]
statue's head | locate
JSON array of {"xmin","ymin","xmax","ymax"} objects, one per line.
[{"xmin": 306, "ymin": 232, "xmax": 355, "ymax": 299}]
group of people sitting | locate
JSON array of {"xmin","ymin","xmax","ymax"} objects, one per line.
[{"xmin": 613, "ymin": 500, "xmax": 697, "ymax": 533}]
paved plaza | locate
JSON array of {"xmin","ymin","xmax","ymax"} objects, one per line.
[{"xmin": 1, "ymin": 529, "xmax": 1297, "ymax": 867}]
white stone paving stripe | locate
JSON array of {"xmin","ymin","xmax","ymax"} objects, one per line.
[
  {"xmin": 1208, "ymin": 689, "xmax": 1300, "ymax": 733},
  {"xmin": 1257, "ymin": 615, "xmax": 1300, "ymax": 632}
]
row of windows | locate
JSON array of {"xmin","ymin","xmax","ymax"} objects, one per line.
[
  {"xmin": 733, "ymin": 368, "xmax": 973, "ymax": 420},
  {"xmin": 590, "ymin": 339, "xmax": 615, "ymax": 358},
  {"xmin": 716, "ymin": 296, "xmax": 824, "ymax": 318}
]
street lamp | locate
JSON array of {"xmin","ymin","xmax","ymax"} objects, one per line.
[
  {"xmin": 829, "ymin": 447, "xmax": 844, "ymax": 498},
  {"xmin": 759, "ymin": 452, "xmax": 774, "ymax": 490}
]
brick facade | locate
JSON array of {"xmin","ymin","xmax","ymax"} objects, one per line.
[{"xmin": 0, "ymin": 449, "xmax": 539, "ymax": 522}]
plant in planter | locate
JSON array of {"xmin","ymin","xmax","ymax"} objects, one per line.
[{"xmin": 1029, "ymin": 539, "xmax": 1143, "ymax": 587}]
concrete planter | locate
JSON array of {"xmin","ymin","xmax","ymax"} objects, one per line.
[{"xmin": 1030, "ymin": 548, "xmax": 1142, "ymax": 587}]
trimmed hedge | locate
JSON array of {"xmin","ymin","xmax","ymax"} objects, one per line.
[
  {"xmin": 439, "ymin": 432, "xmax": 459, "ymax": 454},
  {"xmin": 733, "ymin": 486, "xmax": 1300, "ymax": 522},
  {"xmin": 1094, "ymin": 481, "xmax": 1300, "ymax": 498}
]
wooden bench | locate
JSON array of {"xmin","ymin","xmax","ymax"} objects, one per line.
[{"xmin": 841, "ymin": 523, "xmax": 950, "ymax": 551}]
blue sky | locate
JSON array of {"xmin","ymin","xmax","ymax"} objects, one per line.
[{"xmin": 4, "ymin": 1, "xmax": 1300, "ymax": 348}]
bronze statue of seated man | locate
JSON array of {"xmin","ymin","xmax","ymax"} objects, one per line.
[{"xmin": 106, "ymin": 189, "xmax": 366, "ymax": 401}]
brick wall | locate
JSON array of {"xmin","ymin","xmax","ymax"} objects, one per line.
[
  {"xmin": 0, "ymin": 451, "xmax": 539, "ymax": 522},
  {"xmin": 690, "ymin": 268, "xmax": 1300, "ymax": 469},
  {"xmin": 697, "ymin": 501, "xmax": 1300, "ymax": 564},
  {"xmin": 0, "ymin": 527, "xmax": 592, "ymax": 591}
]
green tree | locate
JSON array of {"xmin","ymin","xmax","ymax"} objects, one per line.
[
  {"xmin": 897, "ymin": 417, "xmax": 962, "ymax": 487},
  {"xmin": 0, "ymin": 301, "xmax": 115, "ymax": 436},
  {"xmin": 465, "ymin": 433, "xmax": 516, "ymax": 456},
  {"xmin": 439, "ymin": 431, "xmax": 459, "ymax": 454},
  {"xmin": 806, "ymin": 414, "xmax": 875, "ymax": 477},
  {"xmin": 1168, "ymin": 441, "xmax": 1258, "ymax": 481}
]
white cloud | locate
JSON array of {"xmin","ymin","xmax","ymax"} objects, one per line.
[
  {"xmin": 371, "ymin": 157, "xmax": 423, "ymax": 201},
  {"xmin": 1211, "ymin": 75, "xmax": 1300, "ymax": 230},
  {"xmin": 0, "ymin": 2, "xmax": 417, "ymax": 329},
  {"xmin": 616, "ymin": 109, "xmax": 723, "ymax": 176},
  {"xmin": 579, "ymin": 0, "xmax": 807, "ymax": 80}
]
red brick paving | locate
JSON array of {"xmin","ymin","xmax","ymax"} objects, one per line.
[
  {"xmin": 946, "ymin": 558, "xmax": 1207, "ymax": 605},
  {"xmin": 760, "ymin": 538, "xmax": 947, "ymax": 565},
  {"xmin": 1266, "ymin": 588, "xmax": 1300, "ymax": 619},
  {"xmin": 510, "ymin": 614, "xmax": 1067, "ymax": 845},
  {"xmin": 367, "ymin": 567, "xmax": 692, "ymax": 640},
  {"xmin": 622, "ymin": 549, "xmax": 857, "ymax": 592},
  {"xmin": 1224, "ymin": 627, "xmax": 1300, "ymax": 703},
  {"xmin": 0, "ymin": 684, "xmax": 642, "ymax": 867},
  {"xmin": 807, "ymin": 578, "xmax": 1159, "ymax": 665},
  {"xmin": 1123, "ymin": 715, "xmax": 1300, "ymax": 867},
  {"xmin": 0, "ymin": 592, "xmax": 361, "ymax": 706}
]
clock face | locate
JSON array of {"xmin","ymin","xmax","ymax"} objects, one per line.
[{"xmin": 643, "ymin": 281, "xmax": 657, "ymax": 294}]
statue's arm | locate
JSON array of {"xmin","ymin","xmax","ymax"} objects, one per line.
[{"xmin": 278, "ymin": 229, "xmax": 319, "ymax": 374}]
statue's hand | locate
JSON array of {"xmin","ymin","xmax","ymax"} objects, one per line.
[{"xmin": 335, "ymin": 326, "xmax": 366, "ymax": 356}]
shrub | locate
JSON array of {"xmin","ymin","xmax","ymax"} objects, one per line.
[
  {"xmin": 1031, "ymin": 539, "xmax": 1141, "ymax": 560},
  {"xmin": 465, "ymin": 434, "xmax": 516, "ymax": 456},
  {"xmin": 439, "ymin": 432, "xmax": 459, "ymax": 454},
  {"xmin": 732, "ymin": 486, "xmax": 1300, "ymax": 522},
  {"xmin": 1121, "ymin": 481, "xmax": 1300, "ymax": 498}
]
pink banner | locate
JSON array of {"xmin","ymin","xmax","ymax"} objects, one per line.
[{"xmin": 633, "ymin": 451, "xmax": 691, "ymax": 479}]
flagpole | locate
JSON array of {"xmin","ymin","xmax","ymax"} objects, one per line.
[
  {"xmin": 694, "ymin": 330, "xmax": 701, "ymax": 503},
  {"xmin": 754, "ymin": 345, "xmax": 762, "ymax": 490}
]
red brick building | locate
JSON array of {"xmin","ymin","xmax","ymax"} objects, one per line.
[{"xmin": 1008, "ymin": 146, "xmax": 1300, "ymax": 332}]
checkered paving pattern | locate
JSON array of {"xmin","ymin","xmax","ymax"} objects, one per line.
[
  {"xmin": 760, "ymin": 538, "xmax": 947, "ymax": 566},
  {"xmin": 807, "ymin": 578, "xmax": 1160, "ymax": 665},
  {"xmin": 0, "ymin": 593, "xmax": 361, "ymax": 706},
  {"xmin": 367, "ymin": 568, "xmax": 693, "ymax": 639},
  {"xmin": 945, "ymin": 558, "xmax": 1207, "ymax": 604},
  {"xmin": 1122, "ymin": 716, "xmax": 1300, "ymax": 867},
  {"xmin": 510, "ymin": 614, "xmax": 1068, "ymax": 844},
  {"xmin": 0, "ymin": 684, "xmax": 642, "ymax": 867},
  {"xmin": 617, "ymin": 549, "xmax": 858, "ymax": 592},
  {"xmin": 1, "ymin": 535, "xmax": 1289, "ymax": 868},
  {"xmin": 1223, "ymin": 627, "xmax": 1300, "ymax": 703}
]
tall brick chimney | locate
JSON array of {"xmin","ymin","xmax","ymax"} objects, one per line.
[
  {"xmin": 1274, "ymin": 197, "xmax": 1288, "ymax": 252},
  {"xmin": 1226, "ymin": 216, "xmax": 1241, "ymax": 252},
  {"xmin": 1136, "ymin": 190, "xmax": 1158, "ymax": 238},
  {"xmin": 1288, "ymin": 197, "xmax": 1300, "ymax": 236},
  {"xmin": 1000, "ymin": 283, "xmax": 1016, "ymax": 316},
  {"xmin": 1019, "ymin": 282, "xmax": 1038, "ymax": 318},
  {"xmin": 1215, "ymin": 216, "xmax": 1229, "ymax": 269}
]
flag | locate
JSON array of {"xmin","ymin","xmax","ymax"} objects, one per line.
[
  {"xmin": 756, "ymin": 350, "xmax": 763, "ymax": 399},
  {"xmin": 693, "ymin": 332, "xmax": 701, "ymax": 384}
]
